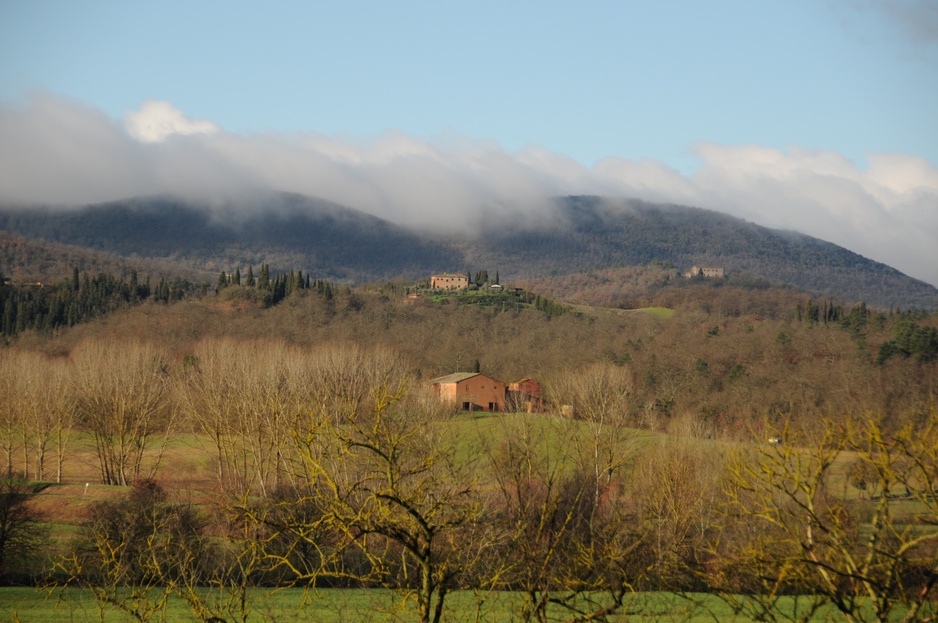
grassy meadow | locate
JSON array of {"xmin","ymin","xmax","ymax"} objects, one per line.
[{"xmin": 0, "ymin": 586, "xmax": 878, "ymax": 622}]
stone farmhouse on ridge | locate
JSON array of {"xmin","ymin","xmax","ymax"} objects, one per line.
[
  {"xmin": 683, "ymin": 265, "xmax": 725, "ymax": 279},
  {"xmin": 430, "ymin": 273, "xmax": 469, "ymax": 290}
]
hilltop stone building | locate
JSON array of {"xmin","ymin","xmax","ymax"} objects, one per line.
[
  {"xmin": 684, "ymin": 265, "xmax": 725, "ymax": 279},
  {"xmin": 430, "ymin": 273, "xmax": 469, "ymax": 290}
]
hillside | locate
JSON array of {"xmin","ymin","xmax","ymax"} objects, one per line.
[
  {"xmin": 3, "ymin": 278, "xmax": 937, "ymax": 617},
  {"xmin": 1, "ymin": 193, "xmax": 936, "ymax": 309},
  {"xmin": 0, "ymin": 193, "xmax": 461, "ymax": 282},
  {"xmin": 459, "ymin": 196, "xmax": 938, "ymax": 310},
  {"xmin": 0, "ymin": 230, "xmax": 212, "ymax": 284},
  {"xmin": 10, "ymin": 282, "xmax": 935, "ymax": 437}
]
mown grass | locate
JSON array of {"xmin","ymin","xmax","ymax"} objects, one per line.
[
  {"xmin": 0, "ymin": 586, "xmax": 869, "ymax": 622},
  {"xmin": 631, "ymin": 306, "xmax": 674, "ymax": 318}
]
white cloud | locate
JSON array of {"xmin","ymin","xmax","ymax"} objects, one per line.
[
  {"xmin": 1, "ymin": 95, "xmax": 936, "ymax": 288},
  {"xmin": 588, "ymin": 144, "xmax": 938, "ymax": 288},
  {"xmin": 125, "ymin": 100, "xmax": 219, "ymax": 143}
]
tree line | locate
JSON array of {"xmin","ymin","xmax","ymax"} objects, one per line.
[
  {"xmin": 796, "ymin": 298, "xmax": 938, "ymax": 364},
  {"xmin": 0, "ymin": 264, "xmax": 340, "ymax": 338},
  {"xmin": 216, "ymin": 264, "xmax": 334, "ymax": 307},
  {"xmin": 0, "ymin": 268, "xmax": 199, "ymax": 339}
]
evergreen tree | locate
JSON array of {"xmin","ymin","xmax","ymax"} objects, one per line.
[
  {"xmin": 216, "ymin": 271, "xmax": 228, "ymax": 291},
  {"xmin": 245, "ymin": 265, "xmax": 255, "ymax": 287},
  {"xmin": 269, "ymin": 274, "xmax": 287, "ymax": 305},
  {"xmin": 233, "ymin": 268, "xmax": 241, "ymax": 286},
  {"xmin": 156, "ymin": 277, "xmax": 169, "ymax": 303}
]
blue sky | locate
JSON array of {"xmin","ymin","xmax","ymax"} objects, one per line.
[{"xmin": 1, "ymin": 1, "xmax": 937, "ymax": 286}]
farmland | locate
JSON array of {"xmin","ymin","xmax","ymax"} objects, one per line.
[{"xmin": 0, "ymin": 279, "xmax": 936, "ymax": 622}]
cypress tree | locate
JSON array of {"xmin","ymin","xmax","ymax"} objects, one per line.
[
  {"xmin": 129, "ymin": 270, "xmax": 139, "ymax": 302},
  {"xmin": 245, "ymin": 266, "xmax": 255, "ymax": 287},
  {"xmin": 3, "ymin": 302, "xmax": 14, "ymax": 335}
]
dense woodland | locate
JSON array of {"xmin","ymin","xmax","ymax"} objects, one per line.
[{"xmin": 0, "ymin": 257, "xmax": 937, "ymax": 621}]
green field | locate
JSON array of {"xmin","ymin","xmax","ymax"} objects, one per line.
[{"xmin": 0, "ymin": 587, "xmax": 869, "ymax": 622}]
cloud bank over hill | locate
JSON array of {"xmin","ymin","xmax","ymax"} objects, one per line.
[{"xmin": 1, "ymin": 94, "xmax": 937, "ymax": 288}]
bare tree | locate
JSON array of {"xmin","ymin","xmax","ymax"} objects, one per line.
[
  {"xmin": 629, "ymin": 432, "xmax": 724, "ymax": 588},
  {"xmin": 546, "ymin": 362, "xmax": 635, "ymax": 513},
  {"xmin": 176, "ymin": 339, "xmax": 407, "ymax": 497},
  {"xmin": 57, "ymin": 478, "xmax": 263, "ymax": 623},
  {"xmin": 0, "ymin": 351, "xmax": 24, "ymax": 478},
  {"xmin": 715, "ymin": 417, "xmax": 938, "ymax": 622},
  {"xmin": 545, "ymin": 362, "xmax": 632, "ymax": 425},
  {"xmin": 2, "ymin": 351, "xmax": 75, "ymax": 482},
  {"xmin": 266, "ymin": 371, "xmax": 490, "ymax": 623},
  {"xmin": 177, "ymin": 338, "xmax": 252, "ymax": 491},
  {"xmin": 488, "ymin": 415, "xmax": 652, "ymax": 622},
  {"xmin": 70, "ymin": 340, "xmax": 170, "ymax": 486},
  {"xmin": 489, "ymin": 418, "xmax": 592, "ymax": 622}
]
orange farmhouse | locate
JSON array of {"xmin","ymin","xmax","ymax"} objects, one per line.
[{"xmin": 430, "ymin": 372, "xmax": 506, "ymax": 412}]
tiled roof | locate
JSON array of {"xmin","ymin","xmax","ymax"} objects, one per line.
[{"xmin": 429, "ymin": 372, "xmax": 481, "ymax": 384}]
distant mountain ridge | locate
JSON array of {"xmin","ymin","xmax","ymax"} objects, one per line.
[
  {"xmin": 0, "ymin": 194, "xmax": 462, "ymax": 282},
  {"xmin": 462, "ymin": 196, "xmax": 938, "ymax": 309},
  {"xmin": 1, "ymin": 193, "xmax": 936, "ymax": 310}
]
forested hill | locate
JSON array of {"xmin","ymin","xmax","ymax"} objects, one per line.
[
  {"xmin": 460, "ymin": 196, "xmax": 938, "ymax": 310},
  {"xmin": 0, "ymin": 194, "xmax": 461, "ymax": 282},
  {"xmin": 1, "ymin": 193, "xmax": 936, "ymax": 310}
]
